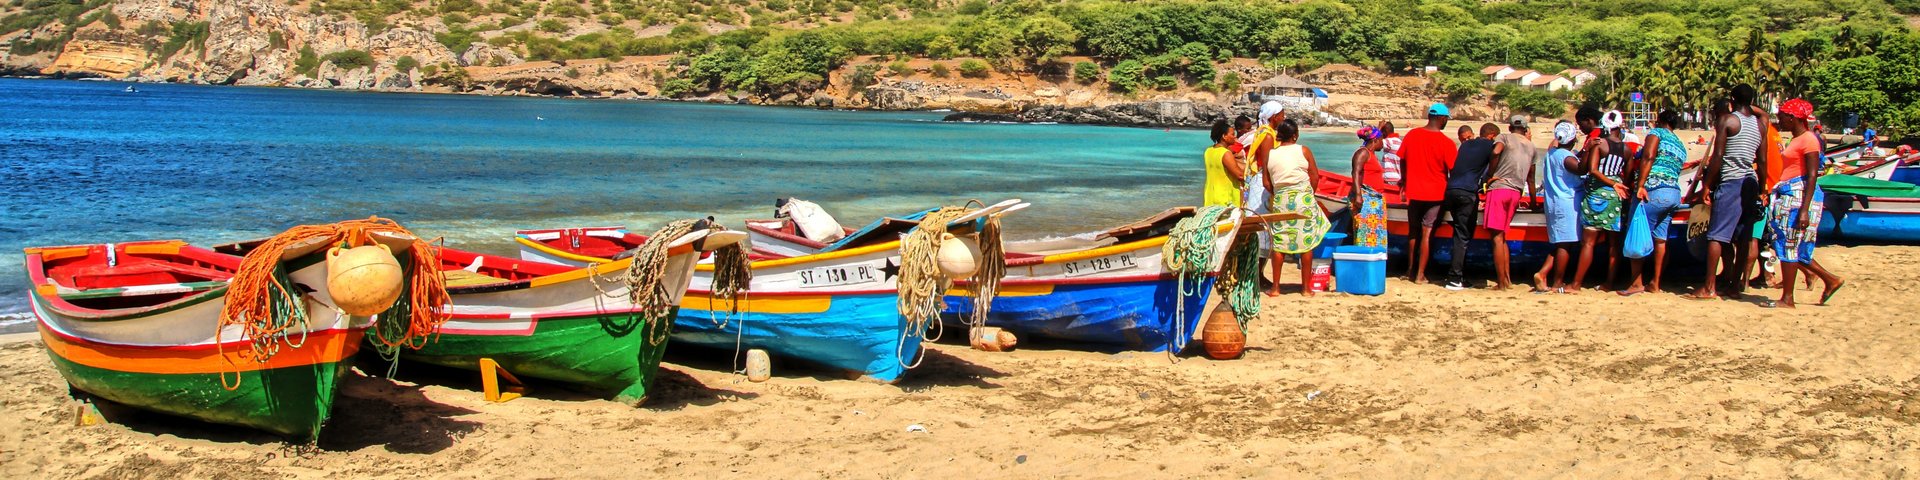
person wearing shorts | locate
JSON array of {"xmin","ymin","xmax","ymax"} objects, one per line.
[
  {"xmin": 1396, "ymin": 103, "xmax": 1459, "ymax": 284},
  {"xmin": 1620, "ymin": 110, "xmax": 1689, "ymax": 296},
  {"xmin": 1691, "ymin": 85, "xmax": 1767, "ymax": 300},
  {"xmin": 1487, "ymin": 117, "xmax": 1537, "ymax": 290}
]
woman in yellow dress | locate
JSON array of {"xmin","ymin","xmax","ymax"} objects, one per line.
[{"xmin": 1203, "ymin": 119, "xmax": 1246, "ymax": 208}]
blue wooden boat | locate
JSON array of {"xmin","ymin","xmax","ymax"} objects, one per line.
[
  {"xmin": 937, "ymin": 207, "xmax": 1249, "ymax": 352},
  {"xmin": 514, "ymin": 201, "xmax": 1022, "ymax": 382}
]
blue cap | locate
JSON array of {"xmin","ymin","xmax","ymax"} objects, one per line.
[{"xmin": 1428, "ymin": 103, "xmax": 1451, "ymax": 117}]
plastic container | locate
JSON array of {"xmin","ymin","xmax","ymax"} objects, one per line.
[
  {"xmin": 1332, "ymin": 245, "xmax": 1387, "ymax": 295},
  {"xmin": 1313, "ymin": 232, "xmax": 1348, "ymax": 260},
  {"xmin": 1309, "ymin": 259, "xmax": 1333, "ymax": 292}
]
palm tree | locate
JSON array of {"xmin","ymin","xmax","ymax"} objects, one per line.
[{"xmin": 1733, "ymin": 29, "xmax": 1781, "ymax": 96}]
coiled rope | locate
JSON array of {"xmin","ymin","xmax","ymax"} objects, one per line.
[
  {"xmin": 218, "ymin": 217, "xmax": 449, "ymax": 390},
  {"xmin": 1160, "ymin": 205, "xmax": 1241, "ymax": 361},
  {"xmin": 582, "ymin": 220, "xmax": 705, "ymax": 347},
  {"xmin": 894, "ymin": 205, "xmax": 1003, "ymax": 368},
  {"xmin": 959, "ymin": 199, "xmax": 1006, "ymax": 347}
]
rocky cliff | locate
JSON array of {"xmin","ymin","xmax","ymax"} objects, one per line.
[{"xmin": 1, "ymin": 0, "xmax": 1373, "ymax": 127}]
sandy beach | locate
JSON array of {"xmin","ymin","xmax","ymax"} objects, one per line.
[{"xmin": 3, "ymin": 245, "xmax": 1914, "ymax": 478}]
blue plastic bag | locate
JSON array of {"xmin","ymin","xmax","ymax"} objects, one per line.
[{"xmin": 1624, "ymin": 204, "xmax": 1654, "ymax": 259}]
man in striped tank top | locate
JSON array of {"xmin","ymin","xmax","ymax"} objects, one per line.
[{"xmin": 1690, "ymin": 84, "xmax": 1769, "ymax": 300}]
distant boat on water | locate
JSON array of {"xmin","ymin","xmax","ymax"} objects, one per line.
[{"xmin": 123, "ymin": 85, "xmax": 138, "ymax": 93}]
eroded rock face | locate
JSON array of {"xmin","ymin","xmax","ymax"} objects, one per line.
[
  {"xmin": 459, "ymin": 43, "xmax": 522, "ymax": 68},
  {"xmin": 46, "ymin": 30, "xmax": 150, "ymax": 78},
  {"xmin": 862, "ymin": 86, "xmax": 921, "ymax": 110}
]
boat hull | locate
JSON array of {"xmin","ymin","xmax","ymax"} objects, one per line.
[
  {"xmin": 26, "ymin": 242, "xmax": 365, "ymax": 440},
  {"xmin": 941, "ymin": 276, "xmax": 1214, "ymax": 352},
  {"xmin": 678, "ymin": 290, "xmax": 916, "ymax": 381},
  {"xmin": 1820, "ymin": 210, "xmax": 1920, "ymax": 242},
  {"xmin": 39, "ymin": 322, "xmax": 359, "ymax": 439},
  {"xmin": 421, "ymin": 247, "xmax": 701, "ymax": 404}
]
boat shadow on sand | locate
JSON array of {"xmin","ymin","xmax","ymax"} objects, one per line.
[{"xmin": 664, "ymin": 343, "xmax": 1008, "ymax": 393}]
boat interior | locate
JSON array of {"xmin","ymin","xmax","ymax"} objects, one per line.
[{"xmin": 36, "ymin": 242, "xmax": 239, "ymax": 310}]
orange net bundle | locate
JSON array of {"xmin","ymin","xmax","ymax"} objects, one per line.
[{"xmin": 218, "ymin": 216, "xmax": 450, "ymax": 375}]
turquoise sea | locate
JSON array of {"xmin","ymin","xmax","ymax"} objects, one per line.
[{"xmin": 0, "ymin": 78, "xmax": 1358, "ymax": 332}]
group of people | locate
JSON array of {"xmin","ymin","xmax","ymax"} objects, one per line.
[
  {"xmin": 1204, "ymin": 101, "xmax": 1333, "ymax": 297},
  {"xmin": 1204, "ymin": 85, "xmax": 1847, "ymax": 307}
]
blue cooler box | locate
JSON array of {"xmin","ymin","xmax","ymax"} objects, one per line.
[{"xmin": 1332, "ymin": 245, "xmax": 1387, "ymax": 295}]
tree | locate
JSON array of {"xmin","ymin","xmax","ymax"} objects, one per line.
[
  {"xmin": 1504, "ymin": 87, "xmax": 1567, "ymax": 120},
  {"xmin": 958, "ymin": 59, "xmax": 990, "ymax": 78},
  {"xmin": 395, "ymin": 55, "xmax": 419, "ymax": 73},
  {"xmin": 1072, "ymin": 61, "xmax": 1100, "ymax": 84},
  {"xmin": 1810, "ymin": 56, "xmax": 1889, "ymax": 132},
  {"xmin": 1013, "ymin": 16, "xmax": 1078, "ymax": 65}
]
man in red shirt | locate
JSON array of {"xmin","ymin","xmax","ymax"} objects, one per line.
[{"xmin": 1396, "ymin": 103, "xmax": 1458, "ymax": 284}]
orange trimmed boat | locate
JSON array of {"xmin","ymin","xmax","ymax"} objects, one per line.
[{"xmin": 24, "ymin": 238, "xmax": 403, "ymax": 440}]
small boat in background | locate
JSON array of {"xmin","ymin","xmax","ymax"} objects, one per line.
[
  {"xmin": 1313, "ymin": 172, "xmax": 1692, "ymax": 266},
  {"xmin": 1819, "ymin": 174, "xmax": 1920, "ymax": 243},
  {"xmin": 516, "ymin": 201, "xmax": 1024, "ymax": 382},
  {"xmin": 123, "ymin": 85, "xmax": 138, "ymax": 93},
  {"xmin": 26, "ymin": 235, "xmax": 414, "ymax": 440}
]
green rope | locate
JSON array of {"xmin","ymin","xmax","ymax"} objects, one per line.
[
  {"xmin": 1161, "ymin": 205, "xmax": 1235, "ymax": 359},
  {"xmin": 1215, "ymin": 233, "xmax": 1263, "ymax": 333}
]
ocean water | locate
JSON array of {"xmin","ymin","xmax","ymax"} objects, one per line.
[{"xmin": 0, "ymin": 78, "xmax": 1359, "ymax": 332}]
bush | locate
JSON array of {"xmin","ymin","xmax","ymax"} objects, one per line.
[
  {"xmin": 1072, "ymin": 61, "xmax": 1100, "ymax": 84},
  {"xmin": 929, "ymin": 62, "xmax": 950, "ymax": 77},
  {"xmin": 565, "ymin": 67, "xmax": 581, "ymax": 78},
  {"xmin": 1152, "ymin": 75, "xmax": 1178, "ymax": 90},
  {"xmin": 1107, "ymin": 59, "xmax": 1144, "ymax": 93},
  {"xmin": 848, "ymin": 63, "xmax": 882, "ymax": 91},
  {"xmin": 888, "ymin": 60, "xmax": 911, "ymax": 77},
  {"xmin": 395, "ymin": 55, "xmax": 419, "ymax": 73},
  {"xmin": 323, "ymin": 49, "xmax": 376, "ymax": 70},
  {"xmin": 925, "ymin": 34, "xmax": 960, "ymax": 59},
  {"xmin": 1219, "ymin": 71, "xmax": 1243, "ymax": 93},
  {"xmin": 659, "ymin": 77, "xmax": 695, "ymax": 97},
  {"xmin": 538, "ymin": 18, "xmax": 568, "ymax": 33},
  {"xmin": 294, "ymin": 46, "xmax": 320, "ymax": 76},
  {"xmin": 957, "ymin": 58, "xmax": 989, "ymax": 78}
]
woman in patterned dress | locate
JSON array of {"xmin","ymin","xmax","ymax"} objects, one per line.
[{"xmin": 1264, "ymin": 119, "xmax": 1332, "ymax": 297}]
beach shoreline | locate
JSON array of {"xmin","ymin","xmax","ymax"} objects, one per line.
[{"xmin": 3, "ymin": 244, "xmax": 1914, "ymax": 478}]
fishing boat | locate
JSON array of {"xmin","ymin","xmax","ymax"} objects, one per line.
[
  {"xmin": 1313, "ymin": 172, "xmax": 1692, "ymax": 266},
  {"xmin": 525, "ymin": 205, "xmax": 1278, "ymax": 353},
  {"xmin": 1817, "ymin": 174, "xmax": 1920, "ymax": 243},
  {"xmin": 25, "ymin": 235, "xmax": 411, "ymax": 440},
  {"xmin": 514, "ymin": 201, "xmax": 1023, "ymax": 381},
  {"xmin": 414, "ymin": 222, "xmax": 745, "ymax": 404}
]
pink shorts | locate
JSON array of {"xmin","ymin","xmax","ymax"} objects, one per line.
[{"xmin": 1484, "ymin": 189, "xmax": 1522, "ymax": 232}]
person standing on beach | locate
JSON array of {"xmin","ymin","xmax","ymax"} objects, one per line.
[
  {"xmin": 1379, "ymin": 121, "xmax": 1404, "ymax": 188},
  {"xmin": 1440, "ymin": 123, "xmax": 1500, "ymax": 290},
  {"xmin": 1350, "ymin": 126, "xmax": 1389, "ymax": 248},
  {"xmin": 1486, "ymin": 118, "xmax": 1537, "ymax": 290},
  {"xmin": 1397, "ymin": 104, "xmax": 1457, "ymax": 284},
  {"xmin": 1768, "ymin": 98, "xmax": 1846, "ymax": 308},
  {"xmin": 1569, "ymin": 107, "xmax": 1627, "ymax": 293},
  {"xmin": 1690, "ymin": 85, "xmax": 1768, "ymax": 300},
  {"xmin": 1204, "ymin": 119, "xmax": 1246, "ymax": 208},
  {"xmin": 1248, "ymin": 103, "xmax": 1286, "ymax": 272},
  {"xmin": 1620, "ymin": 110, "xmax": 1688, "ymax": 296},
  {"xmin": 1264, "ymin": 119, "xmax": 1332, "ymax": 297},
  {"xmin": 1533, "ymin": 121, "xmax": 1586, "ymax": 293}
]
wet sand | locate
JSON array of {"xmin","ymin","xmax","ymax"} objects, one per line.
[{"xmin": 2, "ymin": 245, "xmax": 1916, "ymax": 478}]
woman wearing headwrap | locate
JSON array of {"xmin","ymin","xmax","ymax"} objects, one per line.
[
  {"xmin": 1532, "ymin": 121, "xmax": 1587, "ymax": 293},
  {"xmin": 1350, "ymin": 126, "xmax": 1389, "ymax": 248},
  {"xmin": 1246, "ymin": 101, "xmax": 1286, "ymax": 256},
  {"xmin": 1768, "ymin": 98, "xmax": 1846, "ymax": 307}
]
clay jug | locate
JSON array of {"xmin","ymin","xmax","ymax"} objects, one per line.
[
  {"xmin": 1201, "ymin": 306, "xmax": 1245, "ymax": 360},
  {"xmin": 327, "ymin": 244, "xmax": 405, "ymax": 316},
  {"xmin": 745, "ymin": 349, "xmax": 771, "ymax": 382}
]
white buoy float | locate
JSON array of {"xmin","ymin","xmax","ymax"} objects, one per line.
[
  {"xmin": 326, "ymin": 244, "xmax": 405, "ymax": 316},
  {"xmin": 937, "ymin": 233, "xmax": 981, "ymax": 278},
  {"xmin": 745, "ymin": 349, "xmax": 771, "ymax": 382}
]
